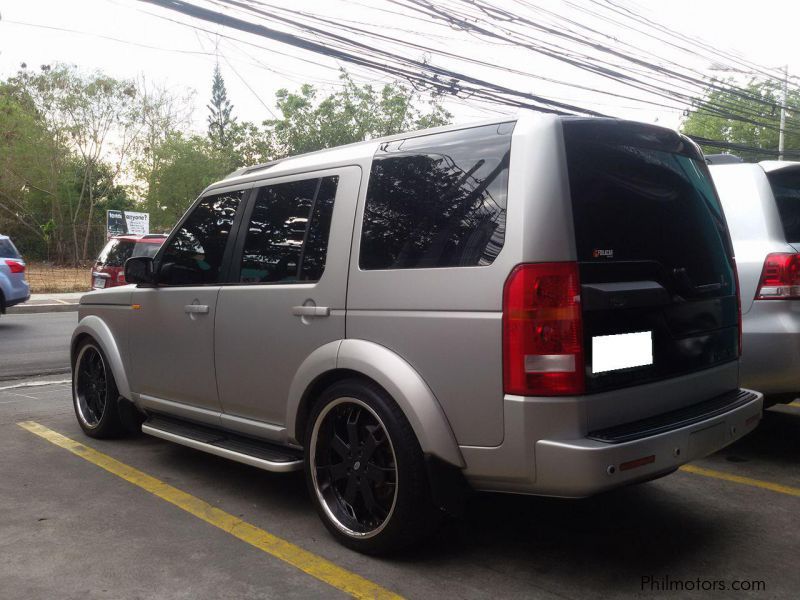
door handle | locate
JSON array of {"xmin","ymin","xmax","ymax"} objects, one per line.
[
  {"xmin": 184, "ymin": 304, "xmax": 209, "ymax": 314},
  {"xmin": 292, "ymin": 305, "xmax": 330, "ymax": 317}
]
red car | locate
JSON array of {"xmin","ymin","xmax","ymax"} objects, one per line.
[{"xmin": 91, "ymin": 234, "xmax": 167, "ymax": 290}]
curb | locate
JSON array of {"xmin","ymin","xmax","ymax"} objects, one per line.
[{"xmin": 7, "ymin": 303, "xmax": 79, "ymax": 315}]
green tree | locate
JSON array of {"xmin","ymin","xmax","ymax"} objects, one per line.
[
  {"xmin": 133, "ymin": 78, "xmax": 195, "ymax": 209},
  {"xmin": 207, "ymin": 64, "xmax": 236, "ymax": 150},
  {"xmin": 267, "ymin": 71, "xmax": 452, "ymax": 157},
  {"xmin": 145, "ymin": 133, "xmax": 229, "ymax": 230},
  {"xmin": 0, "ymin": 76, "xmax": 72, "ymax": 261},
  {"xmin": 10, "ymin": 64, "xmax": 142, "ymax": 261},
  {"xmin": 682, "ymin": 79, "xmax": 800, "ymax": 161}
]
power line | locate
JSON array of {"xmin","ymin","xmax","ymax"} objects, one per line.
[{"xmin": 136, "ymin": 0, "xmax": 800, "ymax": 158}]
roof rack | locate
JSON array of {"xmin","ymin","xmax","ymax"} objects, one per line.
[
  {"xmin": 224, "ymin": 158, "xmax": 285, "ymax": 180},
  {"xmin": 705, "ymin": 153, "xmax": 743, "ymax": 165}
]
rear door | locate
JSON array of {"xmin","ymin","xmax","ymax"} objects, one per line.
[
  {"xmin": 214, "ymin": 167, "xmax": 360, "ymax": 431},
  {"xmin": 562, "ymin": 119, "xmax": 739, "ymax": 394}
]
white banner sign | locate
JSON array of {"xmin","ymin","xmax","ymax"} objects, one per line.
[{"xmin": 107, "ymin": 210, "xmax": 150, "ymax": 237}]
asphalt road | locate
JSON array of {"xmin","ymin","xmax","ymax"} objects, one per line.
[
  {"xmin": 0, "ymin": 312, "xmax": 76, "ymax": 381},
  {"xmin": 1, "ymin": 380, "xmax": 798, "ymax": 599}
]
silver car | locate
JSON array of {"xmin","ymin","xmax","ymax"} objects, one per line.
[
  {"xmin": 709, "ymin": 157, "xmax": 800, "ymax": 404},
  {"xmin": 0, "ymin": 234, "xmax": 30, "ymax": 316},
  {"xmin": 71, "ymin": 114, "xmax": 763, "ymax": 554}
]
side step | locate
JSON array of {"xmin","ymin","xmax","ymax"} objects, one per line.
[{"xmin": 141, "ymin": 414, "xmax": 303, "ymax": 473}]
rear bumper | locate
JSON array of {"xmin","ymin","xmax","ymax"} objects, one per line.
[
  {"xmin": 5, "ymin": 293, "xmax": 30, "ymax": 308},
  {"xmin": 461, "ymin": 367, "xmax": 762, "ymax": 496},
  {"xmin": 741, "ymin": 300, "xmax": 800, "ymax": 397},
  {"xmin": 533, "ymin": 389, "xmax": 762, "ymax": 497}
]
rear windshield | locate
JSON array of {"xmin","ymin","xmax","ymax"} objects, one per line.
[
  {"xmin": 97, "ymin": 239, "xmax": 162, "ymax": 266},
  {"xmin": 766, "ymin": 168, "xmax": 800, "ymax": 242},
  {"xmin": 133, "ymin": 241, "xmax": 162, "ymax": 259},
  {"xmin": 0, "ymin": 239, "xmax": 21, "ymax": 259},
  {"xmin": 96, "ymin": 240, "xmax": 134, "ymax": 267},
  {"xmin": 563, "ymin": 120, "xmax": 735, "ymax": 299}
]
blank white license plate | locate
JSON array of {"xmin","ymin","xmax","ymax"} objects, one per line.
[
  {"xmin": 93, "ymin": 277, "xmax": 106, "ymax": 289},
  {"xmin": 592, "ymin": 331, "xmax": 653, "ymax": 374}
]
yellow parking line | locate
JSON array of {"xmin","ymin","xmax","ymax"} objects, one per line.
[
  {"xmin": 17, "ymin": 421, "xmax": 402, "ymax": 600},
  {"xmin": 680, "ymin": 464, "xmax": 800, "ymax": 498},
  {"xmin": 789, "ymin": 400, "xmax": 800, "ymax": 408}
]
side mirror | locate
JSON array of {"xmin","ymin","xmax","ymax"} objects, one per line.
[{"xmin": 125, "ymin": 256, "xmax": 155, "ymax": 286}]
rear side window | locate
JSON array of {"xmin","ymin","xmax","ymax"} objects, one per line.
[
  {"xmin": 360, "ymin": 123, "xmax": 512, "ymax": 270},
  {"xmin": 563, "ymin": 120, "xmax": 734, "ymax": 299},
  {"xmin": 238, "ymin": 176, "xmax": 338, "ymax": 283},
  {"xmin": 159, "ymin": 191, "xmax": 243, "ymax": 285},
  {"xmin": 0, "ymin": 239, "xmax": 21, "ymax": 259},
  {"xmin": 766, "ymin": 168, "xmax": 800, "ymax": 242},
  {"xmin": 96, "ymin": 240, "xmax": 134, "ymax": 267}
]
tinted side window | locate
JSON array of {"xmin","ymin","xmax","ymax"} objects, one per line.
[
  {"xmin": 160, "ymin": 191, "xmax": 243, "ymax": 285},
  {"xmin": 239, "ymin": 176, "xmax": 338, "ymax": 283},
  {"xmin": 301, "ymin": 176, "xmax": 337, "ymax": 281},
  {"xmin": 360, "ymin": 123, "xmax": 512, "ymax": 270}
]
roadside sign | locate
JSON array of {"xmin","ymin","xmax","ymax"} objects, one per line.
[{"xmin": 107, "ymin": 210, "xmax": 149, "ymax": 238}]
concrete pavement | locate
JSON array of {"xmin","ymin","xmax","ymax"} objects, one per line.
[
  {"xmin": 1, "ymin": 378, "xmax": 799, "ymax": 598},
  {"xmin": 0, "ymin": 312, "xmax": 76, "ymax": 381},
  {"xmin": 6, "ymin": 292, "xmax": 84, "ymax": 315}
]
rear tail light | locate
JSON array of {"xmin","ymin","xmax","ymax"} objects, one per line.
[
  {"xmin": 503, "ymin": 262, "xmax": 585, "ymax": 396},
  {"xmin": 117, "ymin": 271, "xmax": 126, "ymax": 283},
  {"xmin": 755, "ymin": 253, "xmax": 800, "ymax": 300},
  {"xmin": 4, "ymin": 259, "xmax": 25, "ymax": 274}
]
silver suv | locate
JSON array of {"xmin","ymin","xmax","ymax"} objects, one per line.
[
  {"xmin": 71, "ymin": 114, "xmax": 763, "ymax": 554},
  {"xmin": 709, "ymin": 157, "xmax": 800, "ymax": 404}
]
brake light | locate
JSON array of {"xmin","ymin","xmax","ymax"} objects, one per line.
[
  {"xmin": 755, "ymin": 253, "xmax": 800, "ymax": 300},
  {"xmin": 4, "ymin": 259, "xmax": 25, "ymax": 274},
  {"xmin": 117, "ymin": 271, "xmax": 126, "ymax": 283},
  {"xmin": 503, "ymin": 262, "xmax": 585, "ymax": 396}
]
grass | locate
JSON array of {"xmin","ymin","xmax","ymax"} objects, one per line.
[{"xmin": 25, "ymin": 262, "xmax": 91, "ymax": 294}]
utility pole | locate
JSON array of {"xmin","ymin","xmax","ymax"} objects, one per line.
[{"xmin": 779, "ymin": 65, "xmax": 788, "ymax": 161}]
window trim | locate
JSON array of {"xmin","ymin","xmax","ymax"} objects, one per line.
[
  {"xmin": 152, "ymin": 186, "xmax": 253, "ymax": 287},
  {"xmin": 358, "ymin": 123, "xmax": 513, "ymax": 272},
  {"xmin": 226, "ymin": 170, "xmax": 342, "ymax": 287}
]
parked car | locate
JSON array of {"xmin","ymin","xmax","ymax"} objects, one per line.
[
  {"xmin": 71, "ymin": 115, "xmax": 763, "ymax": 554},
  {"xmin": 708, "ymin": 156, "xmax": 800, "ymax": 404},
  {"xmin": 91, "ymin": 234, "xmax": 167, "ymax": 290},
  {"xmin": 0, "ymin": 234, "xmax": 30, "ymax": 316}
]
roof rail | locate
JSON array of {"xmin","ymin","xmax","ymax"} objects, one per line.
[
  {"xmin": 705, "ymin": 153, "xmax": 743, "ymax": 165},
  {"xmin": 224, "ymin": 158, "xmax": 285, "ymax": 180}
]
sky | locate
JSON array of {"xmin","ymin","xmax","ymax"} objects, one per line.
[{"xmin": 0, "ymin": 0, "xmax": 798, "ymax": 134}]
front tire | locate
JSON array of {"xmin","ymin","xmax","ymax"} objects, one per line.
[
  {"xmin": 72, "ymin": 339, "xmax": 125, "ymax": 438},
  {"xmin": 304, "ymin": 379, "xmax": 440, "ymax": 555}
]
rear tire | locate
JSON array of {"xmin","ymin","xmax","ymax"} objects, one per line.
[
  {"xmin": 72, "ymin": 339, "xmax": 125, "ymax": 438},
  {"xmin": 304, "ymin": 379, "xmax": 441, "ymax": 555}
]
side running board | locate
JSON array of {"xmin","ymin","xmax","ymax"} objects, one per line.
[{"xmin": 142, "ymin": 414, "xmax": 303, "ymax": 473}]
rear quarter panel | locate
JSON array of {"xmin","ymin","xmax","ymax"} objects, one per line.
[{"xmin": 345, "ymin": 113, "xmax": 574, "ymax": 446}]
